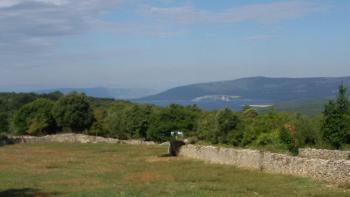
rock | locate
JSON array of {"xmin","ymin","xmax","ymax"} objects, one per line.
[{"xmin": 184, "ymin": 137, "xmax": 198, "ymax": 144}]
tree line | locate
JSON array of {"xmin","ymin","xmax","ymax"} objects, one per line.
[{"xmin": 0, "ymin": 85, "xmax": 349, "ymax": 153}]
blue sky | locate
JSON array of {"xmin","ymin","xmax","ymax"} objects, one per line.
[{"xmin": 0, "ymin": 0, "xmax": 349, "ymax": 91}]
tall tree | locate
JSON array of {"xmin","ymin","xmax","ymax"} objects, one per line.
[
  {"xmin": 212, "ymin": 108, "xmax": 240, "ymax": 144},
  {"xmin": 52, "ymin": 93, "xmax": 93, "ymax": 132},
  {"xmin": 13, "ymin": 99, "xmax": 56, "ymax": 135},
  {"xmin": 147, "ymin": 104, "xmax": 199, "ymax": 142},
  {"xmin": 322, "ymin": 84, "xmax": 350, "ymax": 149}
]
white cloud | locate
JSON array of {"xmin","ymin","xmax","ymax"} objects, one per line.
[
  {"xmin": 0, "ymin": 1, "xmax": 329, "ymax": 50},
  {"xmin": 0, "ymin": 0, "xmax": 68, "ymax": 8},
  {"xmin": 0, "ymin": 0, "xmax": 21, "ymax": 8},
  {"xmin": 0, "ymin": 0, "xmax": 120, "ymax": 54},
  {"xmin": 0, "ymin": 0, "xmax": 331, "ymax": 67},
  {"xmin": 143, "ymin": 1, "xmax": 328, "ymax": 24}
]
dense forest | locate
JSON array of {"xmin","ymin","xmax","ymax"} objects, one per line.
[{"xmin": 1, "ymin": 85, "xmax": 349, "ymax": 154}]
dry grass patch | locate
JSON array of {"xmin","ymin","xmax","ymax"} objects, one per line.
[
  {"xmin": 123, "ymin": 172, "xmax": 174, "ymax": 184},
  {"xmin": 145, "ymin": 156, "xmax": 181, "ymax": 163},
  {"xmin": 43, "ymin": 178, "xmax": 105, "ymax": 188}
]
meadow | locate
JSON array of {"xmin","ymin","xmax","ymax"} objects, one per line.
[{"xmin": 0, "ymin": 143, "xmax": 349, "ymax": 197}]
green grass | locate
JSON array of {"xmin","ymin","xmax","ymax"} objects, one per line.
[{"xmin": 0, "ymin": 143, "xmax": 349, "ymax": 197}]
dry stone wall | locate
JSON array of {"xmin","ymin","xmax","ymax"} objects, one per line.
[
  {"xmin": 7, "ymin": 134, "xmax": 157, "ymax": 145},
  {"xmin": 299, "ymin": 148, "xmax": 350, "ymax": 160},
  {"xmin": 179, "ymin": 145, "xmax": 350, "ymax": 185}
]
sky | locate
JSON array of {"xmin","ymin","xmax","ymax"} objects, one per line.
[{"xmin": 0, "ymin": 0, "xmax": 350, "ymax": 91}]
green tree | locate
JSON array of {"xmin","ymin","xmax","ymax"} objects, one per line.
[
  {"xmin": 13, "ymin": 99, "xmax": 56, "ymax": 135},
  {"xmin": 52, "ymin": 93, "xmax": 93, "ymax": 132},
  {"xmin": 212, "ymin": 108, "xmax": 240, "ymax": 144},
  {"xmin": 196, "ymin": 112, "xmax": 216, "ymax": 141},
  {"xmin": 279, "ymin": 126, "xmax": 298, "ymax": 154},
  {"xmin": 322, "ymin": 84, "xmax": 350, "ymax": 149},
  {"xmin": 89, "ymin": 107, "xmax": 108, "ymax": 136},
  {"xmin": 103, "ymin": 104, "xmax": 155, "ymax": 139},
  {"xmin": 0, "ymin": 112, "xmax": 9, "ymax": 133},
  {"xmin": 293, "ymin": 114, "xmax": 320, "ymax": 147},
  {"xmin": 103, "ymin": 102, "xmax": 133, "ymax": 139},
  {"xmin": 124, "ymin": 105, "xmax": 154, "ymax": 139},
  {"xmin": 147, "ymin": 104, "xmax": 199, "ymax": 142}
]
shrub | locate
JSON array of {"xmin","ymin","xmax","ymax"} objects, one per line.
[
  {"xmin": 293, "ymin": 114, "xmax": 321, "ymax": 147},
  {"xmin": 256, "ymin": 131, "xmax": 279, "ymax": 146},
  {"xmin": 241, "ymin": 126, "xmax": 259, "ymax": 146},
  {"xmin": 279, "ymin": 126, "xmax": 298, "ymax": 155}
]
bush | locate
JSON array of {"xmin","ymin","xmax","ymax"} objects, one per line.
[
  {"xmin": 293, "ymin": 114, "xmax": 320, "ymax": 147},
  {"xmin": 241, "ymin": 126, "xmax": 259, "ymax": 146},
  {"xmin": 279, "ymin": 127, "xmax": 298, "ymax": 155},
  {"xmin": 256, "ymin": 131, "xmax": 279, "ymax": 146}
]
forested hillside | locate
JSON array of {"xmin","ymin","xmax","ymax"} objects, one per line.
[{"xmin": 137, "ymin": 76, "xmax": 350, "ymax": 112}]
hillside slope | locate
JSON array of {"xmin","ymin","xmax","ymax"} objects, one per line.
[
  {"xmin": 136, "ymin": 76, "xmax": 350, "ymax": 111},
  {"xmin": 38, "ymin": 87, "xmax": 156, "ymax": 99}
]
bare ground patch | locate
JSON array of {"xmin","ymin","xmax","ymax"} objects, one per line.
[{"xmin": 145, "ymin": 156, "xmax": 181, "ymax": 163}]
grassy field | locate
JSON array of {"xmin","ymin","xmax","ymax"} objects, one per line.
[{"xmin": 0, "ymin": 143, "xmax": 349, "ymax": 197}]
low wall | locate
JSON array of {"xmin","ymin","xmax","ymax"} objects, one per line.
[
  {"xmin": 6, "ymin": 134, "xmax": 157, "ymax": 145},
  {"xmin": 179, "ymin": 145, "xmax": 350, "ymax": 185},
  {"xmin": 299, "ymin": 148, "xmax": 350, "ymax": 160},
  {"xmin": 179, "ymin": 145, "xmax": 263, "ymax": 170}
]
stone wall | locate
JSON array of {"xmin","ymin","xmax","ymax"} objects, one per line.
[
  {"xmin": 179, "ymin": 145, "xmax": 350, "ymax": 185},
  {"xmin": 6, "ymin": 134, "xmax": 157, "ymax": 145},
  {"xmin": 299, "ymin": 148, "xmax": 350, "ymax": 160}
]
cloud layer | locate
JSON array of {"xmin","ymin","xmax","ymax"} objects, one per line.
[
  {"xmin": 0, "ymin": 1, "xmax": 329, "ymax": 52},
  {"xmin": 0, "ymin": 0, "xmax": 120, "ymax": 53},
  {"xmin": 0, "ymin": 0, "xmax": 335, "ymax": 89},
  {"xmin": 144, "ymin": 1, "xmax": 328, "ymax": 24}
]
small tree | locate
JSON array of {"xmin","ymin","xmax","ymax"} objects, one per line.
[
  {"xmin": 52, "ymin": 93, "xmax": 93, "ymax": 132},
  {"xmin": 322, "ymin": 84, "xmax": 350, "ymax": 149}
]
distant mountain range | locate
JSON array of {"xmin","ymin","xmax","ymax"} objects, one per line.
[
  {"xmin": 38, "ymin": 87, "xmax": 157, "ymax": 99},
  {"xmin": 135, "ymin": 76, "xmax": 350, "ymax": 113},
  {"xmin": 31, "ymin": 76, "xmax": 350, "ymax": 114}
]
